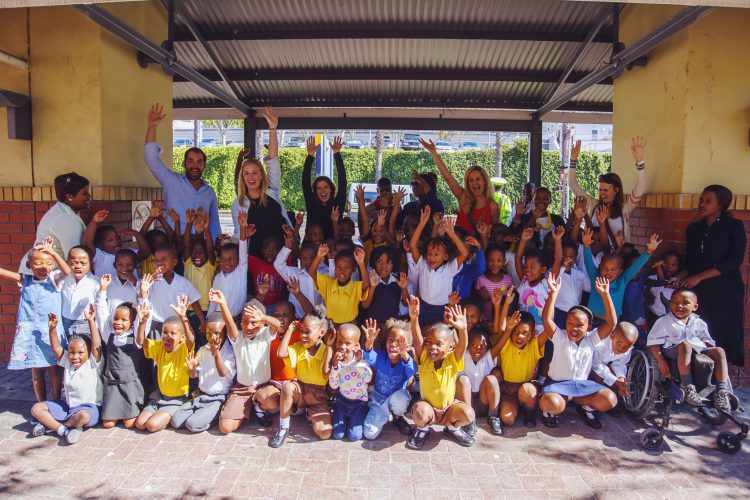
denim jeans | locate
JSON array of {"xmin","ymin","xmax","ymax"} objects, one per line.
[
  {"xmin": 363, "ymin": 389, "xmax": 411, "ymax": 440},
  {"xmin": 332, "ymin": 395, "xmax": 368, "ymax": 441}
]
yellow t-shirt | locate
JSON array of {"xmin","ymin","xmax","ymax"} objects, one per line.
[
  {"xmin": 183, "ymin": 259, "xmax": 215, "ymax": 311},
  {"xmin": 499, "ymin": 337, "xmax": 544, "ymax": 384},
  {"xmin": 140, "ymin": 255, "xmax": 155, "ymax": 277},
  {"xmin": 144, "ymin": 339, "xmax": 192, "ymax": 398},
  {"xmin": 418, "ymin": 350, "xmax": 463, "ymax": 410},
  {"xmin": 315, "ymin": 273, "xmax": 368, "ymax": 324},
  {"xmin": 284, "ymin": 341, "xmax": 329, "ymax": 386}
]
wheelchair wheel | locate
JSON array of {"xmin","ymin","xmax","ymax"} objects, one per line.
[
  {"xmin": 641, "ymin": 427, "xmax": 664, "ymax": 451},
  {"xmin": 716, "ymin": 431, "xmax": 742, "ymax": 454},
  {"xmin": 624, "ymin": 348, "xmax": 659, "ymax": 419},
  {"xmin": 699, "ymin": 406, "xmax": 728, "ymax": 427}
]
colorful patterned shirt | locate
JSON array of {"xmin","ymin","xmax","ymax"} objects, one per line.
[{"xmin": 329, "ymin": 357, "xmax": 373, "ymax": 402}]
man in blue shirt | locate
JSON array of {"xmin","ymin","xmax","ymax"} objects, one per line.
[{"xmin": 144, "ymin": 103, "xmax": 221, "ymax": 238}]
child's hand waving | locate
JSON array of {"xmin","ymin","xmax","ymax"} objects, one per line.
[
  {"xmin": 520, "ymin": 227, "xmax": 534, "ymax": 243},
  {"xmin": 582, "ymin": 227, "xmax": 594, "ymax": 248},
  {"xmin": 547, "ymin": 273, "xmax": 561, "ymax": 295},
  {"xmin": 48, "ymin": 312, "xmax": 58, "ymax": 331},
  {"xmin": 419, "ymin": 205, "xmax": 431, "ymax": 225},
  {"xmin": 286, "ymin": 277, "xmax": 301, "ymax": 295},
  {"xmin": 317, "ymin": 243, "xmax": 329, "ymax": 260},
  {"xmin": 594, "ymin": 277, "xmax": 610, "ymax": 295},
  {"xmin": 408, "ymin": 295, "xmax": 420, "ymax": 320},
  {"xmin": 552, "ymin": 225, "xmax": 565, "ymax": 240},
  {"xmin": 208, "ymin": 288, "xmax": 226, "ymax": 304},
  {"xmin": 99, "ymin": 273, "xmax": 112, "ymax": 291},
  {"xmin": 363, "ymin": 318, "xmax": 380, "ymax": 345},
  {"xmin": 170, "ymin": 295, "xmax": 189, "ymax": 319},
  {"xmin": 244, "ymin": 304, "xmax": 265, "ymax": 324},
  {"xmin": 139, "ymin": 273, "xmax": 155, "ymax": 296},
  {"xmin": 137, "ymin": 302, "xmax": 150, "ymax": 322},
  {"xmin": 445, "ymin": 305, "xmax": 467, "ymax": 332},
  {"xmin": 397, "ymin": 272, "xmax": 408, "ymax": 290},
  {"xmin": 448, "ymin": 290, "xmax": 460, "ymax": 307},
  {"xmin": 185, "ymin": 351, "xmax": 200, "ymax": 371},
  {"xmin": 353, "ymin": 247, "xmax": 366, "ymax": 266},
  {"xmin": 92, "ymin": 210, "xmax": 109, "ymax": 223},
  {"xmin": 645, "ymin": 234, "xmax": 662, "ymax": 254},
  {"xmin": 506, "ymin": 310, "xmax": 521, "ymax": 331}
]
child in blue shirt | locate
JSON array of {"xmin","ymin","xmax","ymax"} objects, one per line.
[
  {"xmin": 361, "ymin": 318, "xmax": 417, "ymax": 439},
  {"xmin": 582, "ymin": 228, "xmax": 661, "ymax": 325},
  {"xmin": 451, "ymin": 228, "xmax": 486, "ymax": 298}
]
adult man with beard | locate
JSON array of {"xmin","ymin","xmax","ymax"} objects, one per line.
[{"xmin": 144, "ymin": 103, "xmax": 221, "ymax": 238}]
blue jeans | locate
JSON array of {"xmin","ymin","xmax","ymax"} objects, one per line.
[
  {"xmin": 363, "ymin": 389, "xmax": 411, "ymax": 440},
  {"xmin": 332, "ymin": 395, "xmax": 368, "ymax": 441}
]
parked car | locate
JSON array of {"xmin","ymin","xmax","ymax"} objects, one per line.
[
  {"xmin": 458, "ymin": 141, "xmax": 481, "ymax": 151},
  {"xmin": 346, "ymin": 183, "xmax": 413, "ymax": 221},
  {"xmin": 199, "ymin": 138, "xmax": 218, "ymax": 148},
  {"xmin": 371, "ymin": 135, "xmax": 395, "ymax": 149},
  {"xmin": 400, "ymin": 133, "xmax": 421, "ymax": 151},
  {"xmin": 345, "ymin": 139, "xmax": 364, "ymax": 149},
  {"xmin": 284, "ymin": 136, "xmax": 305, "ymax": 148},
  {"xmin": 173, "ymin": 138, "xmax": 194, "ymax": 147},
  {"xmin": 434, "ymin": 140, "xmax": 454, "ymax": 152}
]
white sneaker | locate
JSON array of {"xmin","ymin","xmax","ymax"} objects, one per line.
[{"xmin": 64, "ymin": 428, "xmax": 82, "ymax": 444}]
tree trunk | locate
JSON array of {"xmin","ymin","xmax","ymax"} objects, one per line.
[
  {"xmin": 374, "ymin": 130, "xmax": 384, "ymax": 182},
  {"xmin": 495, "ymin": 132, "xmax": 504, "ymax": 177}
]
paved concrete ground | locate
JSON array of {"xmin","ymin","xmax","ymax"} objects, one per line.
[{"xmin": 1, "ymin": 365, "xmax": 749, "ymax": 499}]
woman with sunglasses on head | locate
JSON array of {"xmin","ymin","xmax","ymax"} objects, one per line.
[{"xmin": 230, "ymin": 107, "xmax": 289, "ymax": 258}]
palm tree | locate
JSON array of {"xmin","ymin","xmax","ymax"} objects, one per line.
[
  {"xmin": 495, "ymin": 132, "xmax": 504, "ymax": 177},
  {"xmin": 374, "ymin": 130, "xmax": 384, "ymax": 182}
]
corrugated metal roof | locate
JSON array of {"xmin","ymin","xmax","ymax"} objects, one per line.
[{"xmin": 171, "ymin": 0, "xmax": 616, "ymax": 113}]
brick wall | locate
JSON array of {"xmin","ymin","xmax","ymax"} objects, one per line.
[
  {"xmin": 628, "ymin": 194, "xmax": 750, "ymax": 385},
  {"xmin": 0, "ymin": 186, "xmax": 161, "ymax": 361}
]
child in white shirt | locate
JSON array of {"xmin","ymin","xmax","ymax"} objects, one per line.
[
  {"xmin": 591, "ymin": 322, "xmax": 638, "ymax": 408},
  {"xmin": 208, "ymin": 211, "xmax": 250, "ymax": 321},
  {"xmin": 274, "ymin": 234, "xmax": 322, "ymax": 318},
  {"xmin": 61, "ymin": 246, "xmax": 99, "ymax": 342},
  {"xmin": 554, "ymin": 240, "xmax": 587, "ymax": 329}
]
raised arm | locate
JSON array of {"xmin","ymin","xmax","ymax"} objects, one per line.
[
  {"xmin": 244, "ymin": 303, "xmax": 281, "ymax": 335},
  {"xmin": 354, "ymin": 248, "xmax": 369, "ymax": 295},
  {"xmin": 594, "ymin": 277, "xmax": 616, "ymax": 339},
  {"xmin": 135, "ymin": 302, "xmax": 151, "ymax": 349},
  {"xmin": 35, "ymin": 238, "xmax": 70, "ymax": 279},
  {"xmin": 420, "ymin": 138, "xmax": 464, "ymax": 201},
  {"xmin": 331, "ymin": 137, "xmax": 347, "ymax": 213},
  {"xmin": 122, "ymin": 228, "xmax": 152, "ymax": 261},
  {"xmin": 441, "ymin": 216, "xmax": 469, "ymax": 267},
  {"xmin": 515, "ymin": 228, "xmax": 533, "ymax": 282},
  {"xmin": 165, "ymin": 207, "xmax": 180, "ymax": 250},
  {"xmin": 492, "ymin": 286, "xmax": 514, "ymax": 337},
  {"xmin": 182, "ymin": 209, "xmax": 196, "ymax": 261},
  {"xmin": 446, "ymin": 304, "xmax": 469, "ymax": 360},
  {"xmin": 170, "ymin": 295, "xmax": 196, "ymax": 350},
  {"xmin": 287, "ymin": 278, "xmax": 314, "ymax": 315},
  {"xmin": 582, "ymin": 228, "xmax": 599, "ymax": 279},
  {"xmin": 0, "ymin": 267, "xmax": 22, "ymax": 284},
  {"xmin": 408, "ymin": 295, "xmax": 424, "ymax": 359},
  {"xmin": 264, "ymin": 106, "xmax": 278, "ymax": 160},
  {"xmin": 83, "ymin": 304, "xmax": 102, "ymax": 363},
  {"xmin": 47, "ymin": 313, "xmax": 64, "ymax": 361},
  {"xmin": 308, "ymin": 243, "xmax": 329, "ymax": 288},
  {"xmin": 409, "ymin": 205, "xmax": 431, "ymax": 262},
  {"xmin": 550, "ymin": 226, "xmax": 564, "ymax": 277},
  {"xmin": 568, "ymin": 140, "xmax": 595, "ymax": 206},
  {"xmin": 276, "ymin": 320, "xmax": 298, "ymax": 359},
  {"xmin": 355, "ymin": 185, "xmax": 370, "ymax": 241},
  {"xmin": 491, "ymin": 309, "xmax": 521, "ymax": 357},
  {"xmin": 82, "ymin": 210, "xmax": 109, "ymax": 256},
  {"xmin": 389, "ymin": 187, "xmax": 406, "ymax": 241},
  {"xmin": 540, "ymin": 273, "xmax": 560, "ymax": 344},
  {"xmin": 143, "ymin": 104, "xmax": 178, "ymax": 186},
  {"xmin": 209, "ymin": 289, "xmax": 238, "ymax": 342},
  {"xmin": 628, "ymin": 136, "xmax": 648, "ymax": 209},
  {"xmin": 302, "ymin": 138, "xmax": 317, "ymax": 209}
]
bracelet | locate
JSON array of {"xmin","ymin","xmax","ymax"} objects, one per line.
[{"xmin": 635, "ymin": 161, "xmax": 645, "ymax": 170}]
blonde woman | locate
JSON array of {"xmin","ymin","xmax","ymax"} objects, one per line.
[{"xmin": 420, "ymin": 138, "xmax": 499, "ymax": 235}]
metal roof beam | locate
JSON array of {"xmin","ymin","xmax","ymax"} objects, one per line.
[
  {"xmin": 173, "ymin": 68, "xmax": 613, "ymax": 85},
  {"xmin": 172, "ymin": 27, "xmax": 612, "ymax": 44},
  {"xmin": 72, "ymin": 4, "xmax": 251, "ymax": 115},
  {"xmin": 248, "ymin": 117, "xmax": 535, "ymax": 133},
  {"xmin": 535, "ymin": 5, "xmax": 713, "ymax": 118}
]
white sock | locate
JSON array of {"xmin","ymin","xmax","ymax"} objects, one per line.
[
  {"xmin": 582, "ymin": 405, "xmax": 595, "ymax": 413},
  {"xmin": 279, "ymin": 417, "xmax": 290, "ymax": 429},
  {"xmin": 417, "ymin": 426, "xmax": 429, "ymax": 432},
  {"xmin": 253, "ymin": 403, "xmax": 265, "ymax": 415},
  {"xmin": 542, "ymin": 411, "xmax": 553, "ymax": 418},
  {"xmin": 447, "ymin": 424, "xmax": 459, "ymax": 431},
  {"xmin": 56, "ymin": 425, "xmax": 68, "ymax": 436}
]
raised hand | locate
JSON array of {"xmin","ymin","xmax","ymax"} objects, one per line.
[
  {"xmin": 397, "ymin": 271, "xmax": 408, "ymax": 290},
  {"xmin": 582, "ymin": 227, "xmax": 594, "ymax": 248},
  {"xmin": 354, "ymin": 184, "xmax": 365, "ymax": 202},
  {"xmin": 257, "ymin": 274, "xmax": 271, "ymax": 297},
  {"xmin": 646, "ymin": 234, "xmax": 662, "ymax": 254},
  {"xmin": 282, "ymin": 225, "xmax": 295, "ymax": 249},
  {"xmin": 35, "ymin": 236, "xmax": 55, "ymax": 255},
  {"xmin": 48, "ymin": 312, "xmax": 58, "ymax": 331},
  {"xmin": 99, "ymin": 274, "xmax": 112, "ymax": 291},
  {"xmin": 150, "ymin": 201, "xmax": 164, "ymax": 218},
  {"xmin": 547, "ymin": 273, "xmax": 561, "ymax": 294},
  {"xmin": 147, "ymin": 103, "xmax": 166, "ymax": 128},
  {"xmin": 491, "ymin": 287, "xmax": 503, "ymax": 308},
  {"xmin": 505, "ymin": 285, "xmax": 516, "ymax": 304},
  {"xmin": 317, "ymin": 243, "xmax": 329, "ymax": 260},
  {"xmin": 408, "ymin": 295, "xmax": 420, "ymax": 320},
  {"xmin": 325, "ymin": 328, "xmax": 337, "ymax": 348},
  {"xmin": 552, "ymin": 226, "xmax": 565, "ymax": 241},
  {"xmin": 614, "ymin": 230, "xmax": 626, "ymax": 249},
  {"xmin": 571, "ymin": 139, "xmax": 582, "ymax": 162},
  {"xmin": 330, "ymin": 136, "xmax": 343, "ymax": 154},
  {"xmin": 139, "ymin": 273, "xmax": 155, "ymax": 296},
  {"xmin": 432, "ymin": 211, "xmax": 443, "ymax": 227},
  {"xmin": 295, "ymin": 212, "xmax": 305, "ymax": 229},
  {"xmin": 84, "ymin": 303, "xmax": 96, "ymax": 321},
  {"xmin": 244, "ymin": 304, "xmax": 265, "ymax": 323},
  {"xmin": 476, "ymin": 221, "xmax": 490, "ymax": 238},
  {"xmin": 631, "ymin": 136, "xmax": 646, "ymax": 164},
  {"xmin": 185, "ymin": 351, "xmax": 200, "ymax": 371},
  {"xmin": 376, "ymin": 209, "xmax": 387, "ymax": 227},
  {"xmin": 353, "ymin": 247, "xmax": 366, "ymax": 266},
  {"xmin": 398, "ymin": 335, "xmax": 409, "ymax": 358},
  {"xmin": 418, "ymin": 137, "xmax": 437, "ymax": 154},
  {"xmin": 506, "ymin": 310, "xmax": 521, "ymax": 331},
  {"xmin": 396, "ymin": 230, "xmax": 405, "ymax": 246},
  {"xmin": 514, "ymin": 197, "xmax": 526, "ymax": 216},
  {"xmin": 596, "ymin": 205, "xmax": 609, "ymax": 226},
  {"xmin": 594, "ymin": 277, "xmax": 610, "ymax": 296},
  {"xmin": 448, "ymin": 290, "xmax": 460, "ymax": 307},
  {"xmin": 363, "ymin": 318, "xmax": 380, "ymax": 344},
  {"xmin": 446, "ymin": 305, "xmax": 467, "ymax": 332},
  {"xmin": 520, "ymin": 227, "xmax": 535, "ymax": 243},
  {"xmin": 186, "ymin": 208, "xmax": 196, "ymax": 225},
  {"xmin": 306, "ymin": 136, "xmax": 318, "ymax": 156},
  {"xmin": 394, "ymin": 187, "xmax": 407, "ymax": 205},
  {"xmin": 92, "ymin": 210, "xmax": 109, "ymax": 223},
  {"xmin": 440, "ymin": 215, "xmax": 456, "ymax": 235},
  {"xmin": 369, "ymin": 268, "xmax": 380, "ymax": 288},
  {"xmin": 331, "ymin": 205, "xmax": 340, "ymax": 223},
  {"xmin": 287, "ymin": 277, "xmax": 301, "ymax": 295},
  {"xmin": 170, "ymin": 294, "xmax": 189, "ymax": 319},
  {"xmin": 263, "ymin": 106, "xmax": 279, "ymax": 129},
  {"xmin": 573, "ymin": 196, "xmax": 587, "ymax": 220},
  {"xmin": 246, "ymin": 224, "xmax": 257, "ymax": 238},
  {"xmin": 167, "ymin": 207, "xmax": 180, "ymax": 224},
  {"xmin": 208, "ymin": 288, "xmax": 226, "ymax": 304},
  {"xmin": 137, "ymin": 302, "xmax": 150, "ymax": 322},
  {"xmin": 237, "ymin": 210, "xmax": 247, "ymax": 228}
]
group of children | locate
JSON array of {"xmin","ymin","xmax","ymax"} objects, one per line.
[{"xmin": 2, "ymin": 177, "xmax": 733, "ymax": 449}]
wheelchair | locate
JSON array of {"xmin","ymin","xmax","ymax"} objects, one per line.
[{"xmin": 622, "ymin": 346, "xmax": 748, "ymax": 454}]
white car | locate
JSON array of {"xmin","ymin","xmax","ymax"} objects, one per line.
[
  {"xmin": 346, "ymin": 183, "xmax": 413, "ymax": 222},
  {"xmin": 458, "ymin": 141, "xmax": 481, "ymax": 151},
  {"xmin": 345, "ymin": 139, "xmax": 364, "ymax": 149},
  {"xmin": 434, "ymin": 141, "xmax": 454, "ymax": 152}
]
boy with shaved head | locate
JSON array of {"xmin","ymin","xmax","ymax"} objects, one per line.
[{"xmin": 591, "ymin": 322, "xmax": 639, "ymax": 409}]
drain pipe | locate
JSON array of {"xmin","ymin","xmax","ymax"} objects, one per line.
[{"xmin": 0, "ymin": 50, "xmax": 28, "ymax": 71}]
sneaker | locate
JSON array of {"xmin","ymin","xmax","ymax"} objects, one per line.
[
  {"xmin": 392, "ymin": 416, "xmax": 413, "ymax": 436},
  {"xmin": 682, "ymin": 384, "xmax": 702, "ymax": 407},
  {"xmin": 523, "ymin": 408, "xmax": 537, "ymax": 428},
  {"xmin": 32, "ymin": 423, "xmax": 47, "ymax": 437},
  {"xmin": 487, "ymin": 416, "xmax": 503, "ymax": 436},
  {"xmin": 443, "ymin": 427, "xmax": 475, "ymax": 447},
  {"xmin": 462, "ymin": 420, "xmax": 478, "ymax": 437},
  {"xmin": 713, "ymin": 389, "xmax": 732, "ymax": 413},
  {"xmin": 406, "ymin": 428, "xmax": 430, "ymax": 450},
  {"xmin": 269, "ymin": 427, "xmax": 289, "ymax": 448},
  {"xmin": 577, "ymin": 406, "xmax": 603, "ymax": 430},
  {"xmin": 255, "ymin": 409, "xmax": 272, "ymax": 428},
  {"xmin": 64, "ymin": 428, "xmax": 81, "ymax": 445},
  {"xmin": 541, "ymin": 412, "xmax": 558, "ymax": 428}
]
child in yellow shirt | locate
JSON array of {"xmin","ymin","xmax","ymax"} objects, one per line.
[{"xmin": 309, "ymin": 244, "xmax": 369, "ymax": 325}]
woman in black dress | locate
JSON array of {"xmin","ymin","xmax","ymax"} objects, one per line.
[
  {"xmin": 684, "ymin": 184, "xmax": 747, "ymax": 366},
  {"xmin": 302, "ymin": 136, "xmax": 347, "ymax": 240}
]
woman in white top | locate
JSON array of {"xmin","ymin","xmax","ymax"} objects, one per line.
[{"xmin": 569, "ymin": 137, "xmax": 647, "ymax": 247}]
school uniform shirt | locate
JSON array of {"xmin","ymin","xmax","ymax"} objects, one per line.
[
  {"xmin": 459, "ymin": 351, "xmax": 496, "ymax": 393},
  {"xmin": 575, "ymin": 244, "xmax": 598, "ymax": 294},
  {"xmin": 59, "ymin": 353, "xmax": 103, "ymax": 407},
  {"xmin": 647, "ymin": 273, "xmax": 674, "ymax": 317},
  {"xmin": 418, "ymin": 350, "xmax": 463, "ymax": 410},
  {"xmin": 407, "ymin": 254, "xmax": 462, "ymax": 306},
  {"xmin": 183, "ymin": 259, "xmax": 215, "ymax": 311},
  {"xmin": 104, "ymin": 277, "xmax": 139, "ymax": 311},
  {"xmin": 362, "ymin": 274, "xmax": 402, "ymax": 325},
  {"xmin": 148, "ymin": 274, "xmax": 202, "ymax": 323},
  {"xmin": 591, "ymin": 337, "xmax": 632, "ymax": 387},
  {"xmin": 284, "ymin": 341, "xmax": 329, "ymax": 386},
  {"xmin": 325, "ymin": 258, "xmax": 361, "ymax": 282},
  {"xmin": 315, "ymin": 273, "xmax": 367, "ymax": 324},
  {"xmin": 647, "ymin": 312, "xmax": 715, "ymax": 351},
  {"xmin": 548, "ymin": 326, "xmax": 603, "ymax": 381},
  {"xmin": 144, "ymin": 339, "xmax": 192, "ymax": 397},
  {"xmin": 453, "ymin": 249, "xmax": 486, "ymax": 298},
  {"xmin": 94, "ymin": 292, "xmax": 145, "ymax": 346},
  {"xmin": 500, "ymin": 337, "xmax": 544, "ymax": 384},
  {"xmin": 518, "ymin": 278, "xmax": 549, "ymax": 333},
  {"xmin": 93, "ymin": 250, "xmax": 116, "ymax": 278},
  {"xmin": 329, "ymin": 358, "xmax": 373, "ymax": 402},
  {"xmin": 230, "ymin": 326, "xmax": 273, "ymax": 387},
  {"xmin": 505, "ymin": 251, "xmax": 522, "ymax": 288},
  {"xmin": 273, "ymin": 246, "xmax": 323, "ymax": 318},
  {"xmin": 363, "ymin": 348, "xmax": 416, "ymax": 396},
  {"xmin": 248, "ymin": 255, "xmax": 287, "ymax": 307},
  {"xmin": 584, "ymin": 247, "xmax": 650, "ymax": 316},
  {"xmin": 270, "ymin": 328, "xmax": 301, "ymax": 382},
  {"xmin": 208, "ymin": 239, "xmax": 248, "ymax": 318},
  {"xmin": 556, "ymin": 267, "xmax": 587, "ymax": 312},
  {"xmin": 61, "ymin": 272, "xmax": 100, "ymax": 321},
  {"xmin": 196, "ymin": 342, "xmax": 236, "ymax": 395}
]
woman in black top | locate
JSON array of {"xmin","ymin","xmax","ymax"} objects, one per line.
[
  {"xmin": 302, "ymin": 136, "xmax": 347, "ymax": 240},
  {"xmin": 684, "ymin": 184, "xmax": 747, "ymax": 366}
]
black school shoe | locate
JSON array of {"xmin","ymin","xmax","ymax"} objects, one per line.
[
  {"xmin": 577, "ymin": 406, "xmax": 603, "ymax": 430},
  {"xmin": 269, "ymin": 427, "xmax": 290, "ymax": 448},
  {"xmin": 523, "ymin": 408, "xmax": 537, "ymax": 428},
  {"xmin": 406, "ymin": 428, "xmax": 430, "ymax": 450},
  {"xmin": 487, "ymin": 416, "xmax": 503, "ymax": 436},
  {"xmin": 462, "ymin": 420, "xmax": 478, "ymax": 437},
  {"xmin": 443, "ymin": 427, "xmax": 475, "ymax": 447},
  {"xmin": 392, "ymin": 416, "xmax": 414, "ymax": 436},
  {"xmin": 255, "ymin": 409, "xmax": 272, "ymax": 427},
  {"xmin": 541, "ymin": 412, "xmax": 558, "ymax": 428}
]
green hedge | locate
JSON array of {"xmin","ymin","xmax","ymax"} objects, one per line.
[{"xmin": 172, "ymin": 139, "xmax": 611, "ymax": 214}]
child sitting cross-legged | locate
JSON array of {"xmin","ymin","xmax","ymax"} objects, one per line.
[
  {"xmin": 31, "ymin": 306, "xmax": 102, "ymax": 444},
  {"xmin": 171, "ymin": 308, "xmax": 236, "ymax": 433},
  {"xmin": 327, "ymin": 323, "xmax": 373, "ymax": 441},
  {"xmin": 647, "ymin": 288, "xmax": 732, "ymax": 412},
  {"xmin": 407, "ymin": 298, "xmax": 476, "ymax": 449},
  {"xmin": 134, "ymin": 296, "xmax": 195, "ymax": 433},
  {"xmin": 538, "ymin": 275, "xmax": 618, "ymax": 429},
  {"xmin": 361, "ymin": 318, "xmax": 417, "ymax": 440},
  {"xmin": 270, "ymin": 306, "xmax": 332, "ymax": 448}
]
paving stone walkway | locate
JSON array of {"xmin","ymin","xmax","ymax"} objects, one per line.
[{"xmin": 1, "ymin": 364, "xmax": 749, "ymax": 499}]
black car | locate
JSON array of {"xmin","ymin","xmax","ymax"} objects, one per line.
[{"xmin": 401, "ymin": 133, "xmax": 421, "ymax": 151}]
